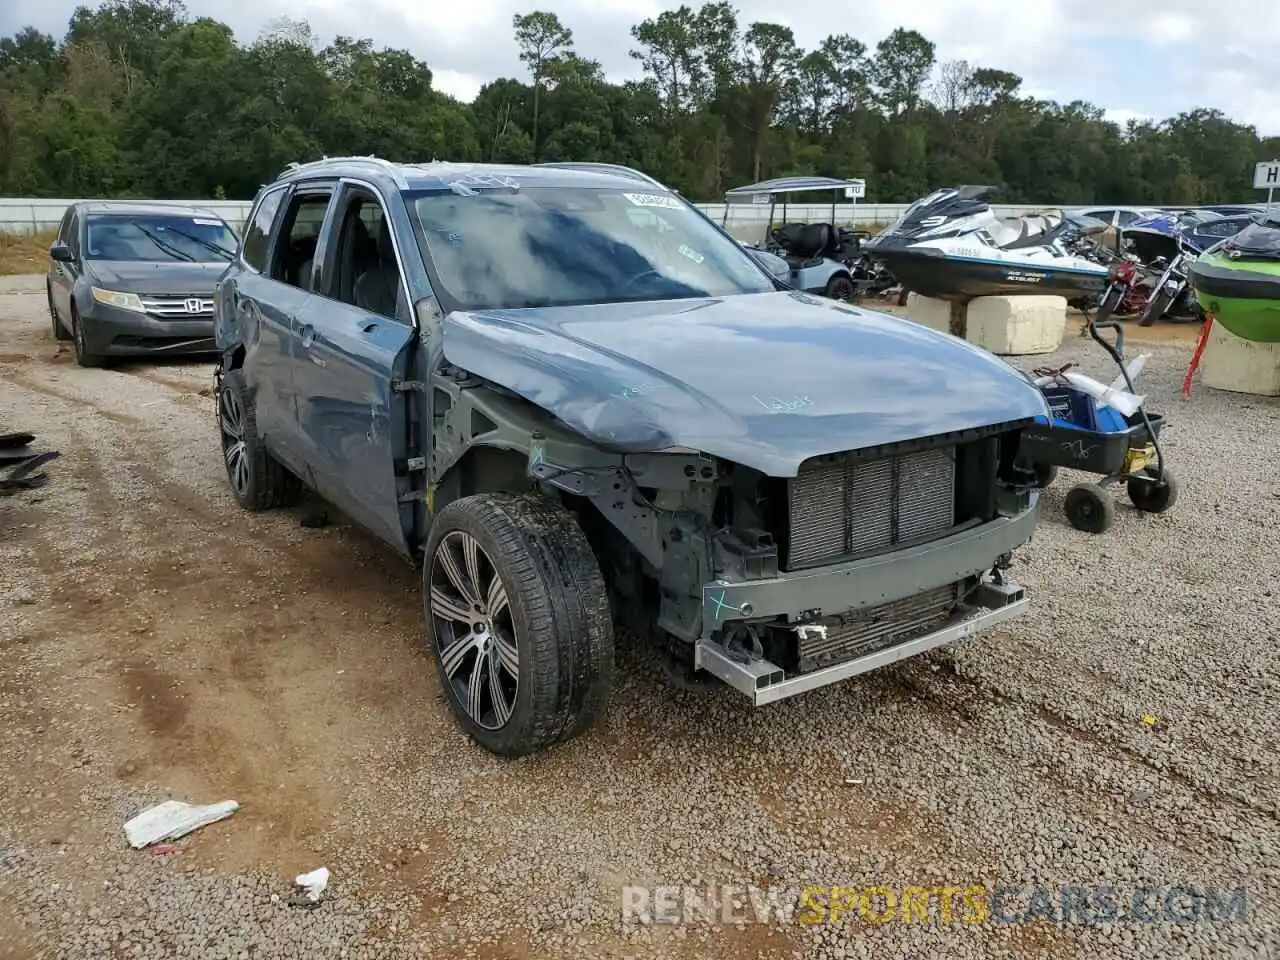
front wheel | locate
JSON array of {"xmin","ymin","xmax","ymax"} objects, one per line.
[
  {"xmin": 216, "ymin": 368, "xmax": 301, "ymax": 510},
  {"xmin": 423, "ymin": 493, "xmax": 614, "ymax": 757},
  {"xmin": 1063, "ymin": 482, "xmax": 1115, "ymax": 534},
  {"xmin": 1138, "ymin": 285, "xmax": 1175, "ymax": 327},
  {"xmin": 70, "ymin": 307, "xmax": 106, "ymax": 367},
  {"xmin": 823, "ymin": 273, "xmax": 856, "ymax": 302},
  {"xmin": 48, "ymin": 284, "xmax": 71, "ymax": 341}
]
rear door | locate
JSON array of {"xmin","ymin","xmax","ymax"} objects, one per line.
[
  {"xmin": 220, "ymin": 185, "xmax": 295, "ymax": 457},
  {"xmin": 293, "ymin": 178, "xmax": 418, "ymax": 556},
  {"xmin": 227, "ymin": 182, "xmax": 335, "ymax": 475}
]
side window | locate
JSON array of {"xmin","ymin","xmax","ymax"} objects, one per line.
[
  {"xmin": 56, "ymin": 208, "xmax": 74, "ymax": 243},
  {"xmin": 242, "ymin": 188, "xmax": 286, "ymax": 273},
  {"xmin": 266, "ymin": 189, "xmax": 334, "ymax": 292},
  {"xmin": 323, "ymin": 187, "xmax": 407, "ymax": 322},
  {"xmin": 1115, "ymin": 210, "xmax": 1142, "ymax": 226},
  {"xmin": 1200, "ymin": 218, "xmax": 1245, "ymax": 238},
  {"xmin": 1089, "ymin": 209, "xmax": 1116, "ymax": 226}
]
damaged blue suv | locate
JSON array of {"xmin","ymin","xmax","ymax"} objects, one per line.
[{"xmin": 213, "ymin": 157, "xmax": 1049, "ymax": 757}]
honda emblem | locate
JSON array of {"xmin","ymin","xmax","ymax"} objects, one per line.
[{"xmin": 184, "ymin": 298, "xmax": 203, "ymax": 314}]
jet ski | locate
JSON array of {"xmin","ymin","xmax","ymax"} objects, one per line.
[
  {"xmin": 864, "ymin": 185, "xmax": 1111, "ymax": 302},
  {"xmin": 1187, "ymin": 214, "xmax": 1280, "ymax": 343}
]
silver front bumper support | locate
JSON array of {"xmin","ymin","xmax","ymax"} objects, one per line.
[{"xmin": 693, "ymin": 579, "xmax": 1027, "ymax": 706}]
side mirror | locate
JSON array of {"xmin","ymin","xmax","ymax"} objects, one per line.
[{"xmin": 49, "ymin": 240, "xmax": 75, "ymax": 264}]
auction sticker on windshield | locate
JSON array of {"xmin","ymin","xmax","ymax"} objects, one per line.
[
  {"xmin": 624, "ymin": 193, "xmax": 683, "ymax": 210},
  {"xmin": 192, "ymin": 218, "xmax": 223, "ymax": 226}
]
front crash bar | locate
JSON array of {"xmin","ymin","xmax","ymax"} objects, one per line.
[{"xmin": 693, "ymin": 579, "xmax": 1028, "ymax": 706}]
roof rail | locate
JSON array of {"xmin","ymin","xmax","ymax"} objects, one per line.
[
  {"xmin": 278, "ymin": 155, "xmax": 410, "ymax": 189},
  {"xmin": 535, "ymin": 161, "xmax": 667, "ymax": 189}
]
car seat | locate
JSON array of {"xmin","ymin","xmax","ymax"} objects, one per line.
[{"xmin": 353, "ymin": 217, "xmax": 401, "ymax": 318}]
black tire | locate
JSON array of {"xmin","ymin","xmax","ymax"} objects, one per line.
[
  {"xmin": 1138, "ymin": 286, "xmax": 1174, "ymax": 327},
  {"xmin": 216, "ymin": 367, "xmax": 302, "ymax": 510},
  {"xmin": 48, "ymin": 284, "xmax": 71, "ymax": 342},
  {"xmin": 1127, "ymin": 467, "xmax": 1179, "ymax": 514},
  {"xmin": 1063, "ymin": 483, "xmax": 1115, "ymax": 534},
  {"xmin": 1032, "ymin": 463, "xmax": 1059, "ymax": 489},
  {"xmin": 423, "ymin": 493, "xmax": 614, "ymax": 757},
  {"xmin": 823, "ymin": 273, "xmax": 856, "ymax": 301},
  {"xmin": 70, "ymin": 306, "xmax": 106, "ymax": 367}
]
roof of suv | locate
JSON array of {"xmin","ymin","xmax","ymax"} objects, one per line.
[{"xmin": 272, "ymin": 157, "xmax": 671, "ymax": 194}]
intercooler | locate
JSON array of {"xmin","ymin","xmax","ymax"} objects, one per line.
[
  {"xmin": 785, "ymin": 445, "xmax": 957, "ymax": 570},
  {"xmin": 794, "ymin": 580, "xmax": 965, "ymax": 673}
]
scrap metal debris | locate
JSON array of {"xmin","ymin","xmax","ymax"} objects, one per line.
[{"xmin": 0, "ymin": 431, "xmax": 58, "ymax": 496}]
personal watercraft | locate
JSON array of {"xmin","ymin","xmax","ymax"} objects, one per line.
[
  {"xmin": 1187, "ymin": 214, "xmax": 1280, "ymax": 343},
  {"xmin": 864, "ymin": 185, "xmax": 1111, "ymax": 302}
]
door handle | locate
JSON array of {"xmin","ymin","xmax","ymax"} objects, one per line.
[
  {"xmin": 360, "ymin": 321, "xmax": 378, "ymax": 334},
  {"xmin": 298, "ymin": 323, "xmax": 316, "ymax": 348}
]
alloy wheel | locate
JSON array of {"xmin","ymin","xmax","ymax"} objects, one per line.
[
  {"xmin": 428, "ymin": 531, "xmax": 519, "ymax": 730},
  {"xmin": 218, "ymin": 383, "xmax": 250, "ymax": 497}
]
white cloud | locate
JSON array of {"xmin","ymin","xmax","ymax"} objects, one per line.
[{"xmin": 3, "ymin": 0, "xmax": 1278, "ymax": 133}]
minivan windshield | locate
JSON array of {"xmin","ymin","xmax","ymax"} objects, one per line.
[
  {"xmin": 412, "ymin": 187, "xmax": 775, "ymax": 310},
  {"xmin": 84, "ymin": 213, "xmax": 238, "ymax": 263}
]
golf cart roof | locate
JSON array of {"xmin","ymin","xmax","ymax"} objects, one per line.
[{"xmin": 724, "ymin": 176, "xmax": 864, "ymax": 203}]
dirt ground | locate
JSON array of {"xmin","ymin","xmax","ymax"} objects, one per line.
[{"xmin": 1, "ymin": 275, "xmax": 1277, "ymax": 959}]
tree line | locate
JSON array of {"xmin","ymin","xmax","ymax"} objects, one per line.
[{"xmin": 2, "ymin": 0, "xmax": 1277, "ymax": 205}]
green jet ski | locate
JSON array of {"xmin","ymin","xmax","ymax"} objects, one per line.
[{"xmin": 1188, "ymin": 213, "xmax": 1280, "ymax": 342}]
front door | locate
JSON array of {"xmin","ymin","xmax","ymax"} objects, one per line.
[
  {"xmin": 50, "ymin": 209, "xmax": 80, "ymax": 320},
  {"xmin": 293, "ymin": 180, "xmax": 418, "ymax": 556}
]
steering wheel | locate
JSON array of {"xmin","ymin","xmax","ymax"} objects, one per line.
[{"xmin": 618, "ymin": 269, "xmax": 664, "ymax": 295}]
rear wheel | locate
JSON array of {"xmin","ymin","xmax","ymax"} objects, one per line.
[
  {"xmin": 423, "ymin": 493, "xmax": 614, "ymax": 757},
  {"xmin": 216, "ymin": 367, "xmax": 301, "ymax": 510},
  {"xmin": 1127, "ymin": 467, "xmax": 1179, "ymax": 514},
  {"xmin": 70, "ymin": 307, "xmax": 106, "ymax": 367},
  {"xmin": 1031, "ymin": 463, "xmax": 1059, "ymax": 489},
  {"xmin": 48, "ymin": 284, "xmax": 70, "ymax": 341}
]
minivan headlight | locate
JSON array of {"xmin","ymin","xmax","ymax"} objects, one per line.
[{"xmin": 91, "ymin": 288, "xmax": 145, "ymax": 312}]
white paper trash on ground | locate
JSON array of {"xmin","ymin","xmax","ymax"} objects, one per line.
[
  {"xmin": 295, "ymin": 867, "xmax": 330, "ymax": 902},
  {"xmin": 123, "ymin": 800, "xmax": 239, "ymax": 849}
]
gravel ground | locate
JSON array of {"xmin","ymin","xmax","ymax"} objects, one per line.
[{"xmin": 1, "ymin": 276, "xmax": 1278, "ymax": 959}]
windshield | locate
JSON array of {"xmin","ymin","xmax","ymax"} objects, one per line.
[
  {"xmin": 84, "ymin": 213, "xmax": 238, "ymax": 263},
  {"xmin": 412, "ymin": 187, "xmax": 775, "ymax": 310}
]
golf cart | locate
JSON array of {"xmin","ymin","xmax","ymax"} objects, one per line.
[{"xmin": 722, "ymin": 176, "xmax": 871, "ymax": 300}]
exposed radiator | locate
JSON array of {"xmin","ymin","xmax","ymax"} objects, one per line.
[
  {"xmin": 786, "ymin": 446, "xmax": 957, "ymax": 570},
  {"xmin": 795, "ymin": 581, "xmax": 964, "ymax": 673}
]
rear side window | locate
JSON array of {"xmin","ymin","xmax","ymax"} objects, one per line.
[{"xmin": 241, "ymin": 188, "xmax": 286, "ymax": 273}]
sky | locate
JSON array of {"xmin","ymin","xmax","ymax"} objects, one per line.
[{"xmin": 4, "ymin": 0, "xmax": 1279, "ymax": 136}]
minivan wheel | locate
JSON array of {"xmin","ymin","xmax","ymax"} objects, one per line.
[
  {"xmin": 48, "ymin": 284, "xmax": 70, "ymax": 341},
  {"xmin": 70, "ymin": 307, "xmax": 106, "ymax": 367},
  {"xmin": 423, "ymin": 493, "xmax": 614, "ymax": 757},
  {"xmin": 216, "ymin": 367, "xmax": 301, "ymax": 510}
]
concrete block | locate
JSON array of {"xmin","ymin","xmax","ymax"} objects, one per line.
[
  {"xmin": 1199, "ymin": 321, "xmax": 1280, "ymax": 397},
  {"xmin": 905, "ymin": 292, "xmax": 1068, "ymax": 356},
  {"xmin": 905, "ymin": 292, "xmax": 954, "ymax": 334},
  {"xmin": 965, "ymin": 295, "xmax": 1067, "ymax": 356}
]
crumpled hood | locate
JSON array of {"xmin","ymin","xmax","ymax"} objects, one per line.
[
  {"xmin": 442, "ymin": 291, "xmax": 1049, "ymax": 477},
  {"xmin": 87, "ymin": 260, "xmax": 229, "ymax": 295}
]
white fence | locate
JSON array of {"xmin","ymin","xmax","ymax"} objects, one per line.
[
  {"xmin": 0, "ymin": 195, "xmax": 1100, "ymax": 236},
  {"xmin": 0, "ymin": 198, "xmax": 255, "ymax": 235}
]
